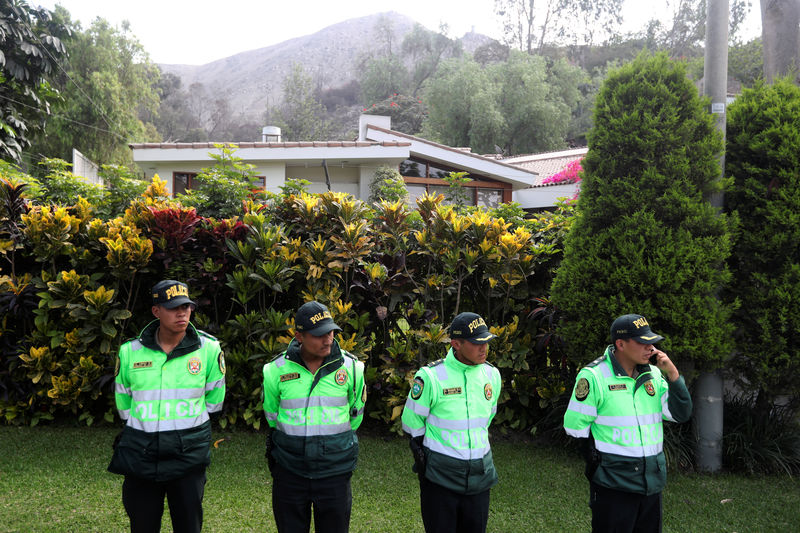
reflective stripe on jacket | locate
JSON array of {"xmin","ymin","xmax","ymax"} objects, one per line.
[
  {"xmin": 262, "ymin": 338, "xmax": 366, "ymax": 479},
  {"xmin": 401, "ymin": 348, "xmax": 502, "ymax": 495},
  {"xmin": 108, "ymin": 320, "xmax": 225, "ymax": 481},
  {"xmin": 563, "ymin": 345, "xmax": 692, "ymax": 495}
]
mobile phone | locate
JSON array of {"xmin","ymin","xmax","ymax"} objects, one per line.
[{"xmin": 649, "ymin": 352, "xmax": 658, "ymax": 365}]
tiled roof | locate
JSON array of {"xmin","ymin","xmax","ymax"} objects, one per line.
[
  {"xmin": 128, "ymin": 141, "xmax": 411, "ymax": 149},
  {"xmin": 503, "ymin": 147, "xmax": 587, "ymax": 187}
]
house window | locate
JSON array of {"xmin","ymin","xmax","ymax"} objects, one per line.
[
  {"xmin": 427, "ymin": 162, "xmax": 454, "ymax": 179},
  {"xmin": 398, "ymin": 157, "xmax": 511, "ymax": 206},
  {"xmin": 399, "ymin": 159, "xmax": 424, "ymax": 178},
  {"xmin": 477, "ymin": 189, "xmax": 502, "ymax": 208},
  {"xmin": 173, "ymin": 172, "xmax": 197, "ymax": 196},
  {"xmin": 429, "ymin": 185, "xmax": 451, "ymax": 200},
  {"xmin": 252, "ymin": 176, "xmax": 267, "ymax": 191}
]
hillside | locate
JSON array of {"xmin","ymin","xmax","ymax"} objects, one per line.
[{"xmin": 159, "ymin": 11, "xmax": 493, "ymax": 123}]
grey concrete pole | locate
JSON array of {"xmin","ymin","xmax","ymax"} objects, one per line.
[{"xmin": 695, "ymin": 0, "xmax": 729, "ymax": 473}]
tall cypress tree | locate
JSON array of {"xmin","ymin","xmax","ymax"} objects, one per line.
[
  {"xmin": 725, "ymin": 79, "xmax": 800, "ymax": 408},
  {"xmin": 551, "ymin": 53, "xmax": 735, "ymax": 369}
]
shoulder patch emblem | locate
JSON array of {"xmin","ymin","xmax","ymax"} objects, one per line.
[
  {"xmin": 411, "ymin": 377, "xmax": 424, "ymax": 400},
  {"xmin": 425, "ymin": 358, "xmax": 444, "ymax": 368},
  {"xmin": 484, "ymin": 383, "xmax": 493, "ymax": 401},
  {"xmin": 280, "ymin": 372, "xmax": 300, "ymax": 382},
  {"xmin": 187, "ymin": 356, "xmax": 202, "ymax": 375},
  {"xmin": 575, "ymin": 377, "xmax": 590, "ymax": 401},
  {"xmin": 218, "ymin": 351, "xmax": 226, "ymax": 375},
  {"xmin": 361, "ymin": 383, "xmax": 367, "ymax": 403},
  {"xmin": 644, "ymin": 380, "xmax": 655, "ymax": 396},
  {"xmin": 335, "ymin": 367, "xmax": 348, "ymax": 385},
  {"xmin": 114, "ymin": 357, "xmax": 120, "ymax": 377},
  {"xmin": 608, "ymin": 384, "xmax": 627, "ymax": 391},
  {"xmin": 443, "ymin": 387, "xmax": 462, "ymax": 396},
  {"xmin": 132, "ymin": 361, "xmax": 152, "ymax": 369}
]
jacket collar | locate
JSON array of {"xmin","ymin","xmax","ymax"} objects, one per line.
[
  {"xmin": 138, "ymin": 319, "xmax": 201, "ymax": 360},
  {"xmin": 284, "ymin": 338, "xmax": 344, "ymax": 371},
  {"xmin": 444, "ymin": 347, "xmax": 481, "ymax": 373},
  {"xmin": 605, "ymin": 345, "xmax": 651, "ymax": 379}
]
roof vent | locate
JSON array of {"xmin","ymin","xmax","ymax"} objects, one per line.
[{"xmin": 262, "ymin": 126, "xmax": 281, "ymax": 142}]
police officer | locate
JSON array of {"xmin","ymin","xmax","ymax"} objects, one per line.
[
  {"xmin": 262, "ymin": 301, "xmax": 366, "ymax": 533},
  {"xmin": 108, "ymin": 280, "xmax": 225, "ymax": 533},
  {"xmin": 401, "ymin": 312, "xmax": 502, "ymax": 533},
  {"xmin": 563, "ymin": 314, "xmax": 693, "ymax": 532}
]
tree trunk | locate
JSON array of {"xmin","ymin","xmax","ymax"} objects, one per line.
[{"xmin": 761, "ymin": 0, "xmax": 800, "ymax": 82}]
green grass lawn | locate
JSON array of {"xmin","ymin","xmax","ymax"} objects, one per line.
[{"xmin": 0, "ymin": 426, "xmax": 797, "ymax": 532}]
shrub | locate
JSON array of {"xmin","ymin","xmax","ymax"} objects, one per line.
[
  {"xmin": 35, "ymin": 158, "xmax": 105, "ymax": 207},
  {"xmin": 1, "ymin": 158, "xmax": 575, "ymax": 432},
  {"xmin": 550, "ymin": 52, "xmax": 735, "ymax": 372},
  {"xmin": 177, "ymin": 144, "xmax": 260, "ymax": 219},
  {"xmin": 367, "ymin": 166, "xmax": 408, "ymax": 205},
  {"xmin": 725, "ymin": 78, "xmax": 800, "ymax": 409}
]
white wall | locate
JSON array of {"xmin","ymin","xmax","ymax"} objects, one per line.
[
  {"xmin": 512, "ymin": 183, "xmax": 579, "ymax": 209},
  {"xmin": 72, "ymin": 149, "xmax": 101, "ymax": 186},
  {"xmin": 140, "ymin": 161, "xmax": 379, "ymax": 200}
]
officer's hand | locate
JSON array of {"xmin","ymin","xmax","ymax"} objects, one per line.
[
  {"xmin": 112, "ymin": 430, "xmax": 122, "ymax": 450},
  {"xmin": 650, "ymin": 348, "xmax": 680, "ymax": 382},
  {"xmin": 265, "ymin": 431, "xmax": 276, "ymax": 472},
  {"xmin": 409, "ymin": 436, "xmax": 426, "ymax": 479}
]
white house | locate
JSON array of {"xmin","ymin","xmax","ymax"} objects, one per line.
[
  {"xmin": 129, "ymin": 115, "xmax": 539, "ymax": 208},
  {"xmin": 504, "ymin": 147, "xmax": 586, "ymax": 210}
]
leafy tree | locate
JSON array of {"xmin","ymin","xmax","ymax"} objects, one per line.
[
  {"xmin": 149, "ymin": 72, "xmax": 207, "ymax": 142},
  {"xmin": 401, "ymin": 23, "xmax": 462, "ymax": 97},
  {"xmin": 494, "ymin": 0, "xmax": 623, "ymax": 54},
  {"xmin": 356, "ymin": 16, "xmax": 411, "ymax": 105},
  {"xmin": 556, "ymin": 0, "xmax": 623, "ymax": 47},
  {"xmin": 359, "ymin": 55, "xmax": 410, "ymax": 105},
  {"xmin": 266, "ymin": 63, "xmax": 332, "ymax": 141},
  {"xmin": 358, "ymin": 20, "xmax": 461, "ymax": 106},
  {"xmin": 421, "ymin": 56, "xmax": 504, "ymax": 154},
  {"xmin": 550, "ymin": 53, "xmax": 735, "ymax": 372},
  {"xmin": 0, "ymin": 0, "xmax": 68, "ymax": 162},
  {"xmin": 725, "ymin": 78, "xmax": 800, "ymax": 411},
  {"xmin": 422, "ymin": 51, "xmax": 584, "ymax": 154},
  {"xmin": 729, "ymin": 38, "xmax": 764, "ymax": 88},
  {"xmin": 493, "ymin": 52, "xmax": 582, "ymax": 154},
  {"xmin": 760, "ymin": 0, "xmax": 800, "ymax": 82},
  {"xmin": 641, "ymin": 0, "xmax": 752, "ymax": 58},
  {"xmin": 30, "ymin": 11, "xmax": 160, "ymax": 164},
  {"xmin": 473, "ymin": 41, "xmax": 511, "ymax": 66}
]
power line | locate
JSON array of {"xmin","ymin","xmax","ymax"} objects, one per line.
[
  {"xmin": 0, "ymin": 93, "xmax": 128, "ymax": 140},
  {"xmin": 16, "ymin": 15, "xmax": 129, "ymax": 140}
]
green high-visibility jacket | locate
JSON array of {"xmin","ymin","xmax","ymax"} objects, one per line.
[
  {"xmin": 401, "ymin": 348, "xmax": 502, "ymax": 495},
  {"xmin": 262, "ymin": 338, "xmax": 366, "ymax": 479},
  {"xmin": 563, "ymin": 345, "xmax": 692, "ymax": 495},
  {"xmin": 108, "ymin": 320, "xmax": 225, "ymax": 482}
]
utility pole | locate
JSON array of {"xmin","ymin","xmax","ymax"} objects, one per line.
[{"xmin": 695, "ymin": 0, "xmax": 729, "ymax": 473}]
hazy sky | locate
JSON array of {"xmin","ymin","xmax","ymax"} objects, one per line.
[{"xmin": 35, "ymin": 0, "xmax": 761, "ymax": 65}]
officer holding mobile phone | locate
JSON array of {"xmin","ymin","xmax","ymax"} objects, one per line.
[{"xmin": 563, "ymin": 314, "xmax": 692, "ymax": 532}]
